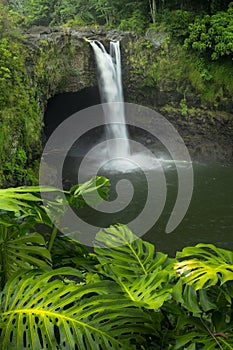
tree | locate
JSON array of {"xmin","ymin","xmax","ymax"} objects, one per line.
[
  {"xmin": 184, "ymin": 3, "xmax": 233, "ymax": 60},
  {"xmin": 149, "ymin": 0, "xmax": 157, "ymax": 23}
]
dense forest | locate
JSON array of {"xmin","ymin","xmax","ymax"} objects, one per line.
[
  {"xmin": 1, "ymin": 0, "xmax": 233, "ymax": 349},
  {"xmin": 4, "ymin": 0, "xmax": 233, "ymax": 31}
]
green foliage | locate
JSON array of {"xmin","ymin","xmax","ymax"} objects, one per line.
[
  {"xmin": 172, "ymin": 243, "xmax": 233, "ymax": 349},
  {"xmin": 0, "ymin": 180, "xmax": 155, "ymax": 349},
  {"xmin": 118, "ymin": 9, "xmax": 147, "ymax": 33},
  {"xmin": 180, "ymin": 98, "xmax": 188, "ymax": 116},
  {"xmin": 0, "ymin": 180, "xmax": 233, "ymax": 349},
  {"xmin": 176, "ymin": 243, "xmax": 233, "ymax": 289},
  {"xmin": 0, "ymin": 229, "xmax": 51, "ymax": 289},
  {"xmin": 22, "ymin": 0, "xmax": 56, "ymax": 26},
  {"xmin": 184, "ymin": 3, "xmax": 233, "ymax": 60},
  {"xmin": 0, "ymin": 268, "xmax": 153, "ymax": 349},
  {"xmin": 131, "ymin": 37, "xmax": 233, "ymax": 109},
  {"xmin": 69, "ymin": 176, "xmax": 110, "ymax": 208},
  {"xmin": 95, "ymin": 225, "xmax": 172, "ymax": 310},
  {"xmin": 0, "ymin": 3, "xmax": 41, "ymax": 186},
  {"xmin": 162, "ymin": 9, "xmax": 195, "ymax": 39},
  {"xmin": 0, "ymin": 176, "xmax": 109, "ymax": 288}
]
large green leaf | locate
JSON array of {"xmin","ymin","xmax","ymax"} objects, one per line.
[
  {"xmin": 94, "ymin": 225, "xmax": 172, "ymax": 309},
  {"xmin": 172, "ymin": 280, "xmax": 216, "ymax": 314},
  {"xmin": 95, "ymin": 225, "xmax": 168, "ymax": 277},
  {"xmin": 69, "ymin": 176, "xmax": 110, "ymax": 207},
  {"xmin": 174, "ymin": 321, "xmax": 233, "ymax": 350},
  {"xmin": 175, "ymin": 244, "xmax": 233, "ymax": 290},
  {"xmin": 0, "ymin": 229, "xmax": 51, "ymax": 287},
  {"xmin": 116, "ymin": 271, "xmax": 172, "ymax": 309},
  {"xmin": 0, "ymin": 176, "xmax": 110, "ymax": 221},
  {"xmin": 0, "ymin": 268, "xmax": 154, "ymax": 350},
  {"xmin": 0, "ymin": 186, "xmax": 62, "ymax": 213}
]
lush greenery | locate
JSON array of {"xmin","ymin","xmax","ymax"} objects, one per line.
[
  {"xmin": 6, "ymin": 0, "xmax": 232, "ymax": 33},
  {"xmin": 0, "ymin": 1, "xmax": 232, "ymax": 348},
  {"xmin": 0, "ymin": 1, "xmax": 73, "ymax": 187},
  {"xmin": 0, "ymin": 177, "xmax": 233, "ymax": 349},
  {"xmin": 0, "ymin": 1, "xmax": 41, "ymax": 186},
  {"xmin": 0, "ymin": 0, "xmax": 232, "ymax": 185},
  {"xmin": 184, "ymin": 3, "xmax": 233, "ymax": 60}
]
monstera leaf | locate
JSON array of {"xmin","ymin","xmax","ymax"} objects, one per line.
[
  {"xmin": 175, "ymin": 244, "xmax": 233, "ymax": 290},
  {"xmin": 174, "ymin": 331, "xmax": 233, "ymax": 350},
  {"xmin": 94, "ymin": 225, "xmax": 172, "ymax": 309},
  {"xmin": 174, "ymin": 314, "xmax": 233, "ymax": 350},
  {"xmin": 115, "ymin": 271, "xmax": 172, "ymax": 309},
  {"xmin": 95, "ymin": 225, "xmax": 169, "ymax": 277},
  {"xmin": 0, "ymin": 176, "xmax": 110, "ymax": 222},
  {"xmin": 0, "ymin": 177, "xmax": 110, "ymax": 287},
  {"xmin": 0, "ymin": 229, "xmax": 51, "ymax": 288},
  {"xmin": 0, "ymin": 268, "xmax": 153, "ymax": 350},
  {"xmin": 0, "ymin": 186, "xmax": 62, "ymax": 214}
]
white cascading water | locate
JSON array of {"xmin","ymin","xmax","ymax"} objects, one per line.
[{"xmin": 89, "ymin": 40, "xmax": 130, "ymax": 159}]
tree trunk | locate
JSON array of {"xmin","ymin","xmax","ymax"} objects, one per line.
[{"xmin": 149, "ymin": 0, "xmax": 157, "ymax": 24}]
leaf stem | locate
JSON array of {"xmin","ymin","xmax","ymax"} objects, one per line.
[
  {"xmin": 48, "ymin": 225, "xmax": 58, "ymax": 252},
  {"xmin": 0, "ymin": 226, "xmax": 8, "ymax": 290},
  {"xmin": 200, "ymin": 317, "xmax": 224, "ymax": 350}
]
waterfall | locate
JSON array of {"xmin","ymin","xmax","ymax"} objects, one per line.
[{"xmin": 89, "ymin": 40, "xmax": 130, "ymax": 159}]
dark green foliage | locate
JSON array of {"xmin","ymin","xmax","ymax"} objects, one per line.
[
  {"xmin": 0, "ymin": 2, "xmax": 75, "ymax": 187},
  {"xmin": 162, "ymin": 9, "xmax": 195, "ymax": 39},
  {"xmin": 0, "ymin": 180, "xmax": 233, "ymax": 348},
  {"xmin": 6, "ymin": 0, "xmax": 233, "ymax": 30},
  {"xmin": 0, "ymin": 2, "xmax": 41, "ymax": 186},
  {"xmin": 118, "ymin": 9, "xmax": 147, "ymax": 33},
  {"xmin": 184, "ymin": 3, "xmax": 233, "ymax": 60}
]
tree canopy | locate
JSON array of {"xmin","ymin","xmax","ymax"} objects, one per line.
[{"xmin": 6, "ymin": 0, "xmax": 232, "ymax": 29}]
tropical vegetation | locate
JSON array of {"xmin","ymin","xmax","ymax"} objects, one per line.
[
  {"xmin": 0, "ymin": 0, "xmax": 232, "ymax": 185},
  {"xmin": 0, "ymin": 1, "xmax": 233, "ymax": 347},
  {"xmin": 0, "ymin": 177, "xmax": 233, "ymax": 349}
]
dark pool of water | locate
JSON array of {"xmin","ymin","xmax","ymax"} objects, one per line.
[
  {"xmin": 44, "ymin": 91, "xmax": 233, "ymax": 255},
  {"xmin": 144, "ymin": 162, "xmax": 233, "ymax": 255},
  {"xmin": 64, "ymin": 157, "xmax": 233, "ymax": 255}
]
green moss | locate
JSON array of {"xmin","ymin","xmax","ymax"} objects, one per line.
[
  {"xmin": 127, "ymin": 36, "xmax": 233, "ymax": 109},
  {"xmin": 0, "ymin": 26, "xmax": 74, "ymax": 187},
  {"xmin": 0, "ymin": 34, "xmax": 42, "ymax": 186}
]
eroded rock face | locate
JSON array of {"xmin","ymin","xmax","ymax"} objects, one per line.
[
  {"xmin": 25, "ymin": 26, "xmax": 233, "ymax": 165},
  {"xmin": 24, "ymin": 27, "xmax": 139, "ymax": 100}
]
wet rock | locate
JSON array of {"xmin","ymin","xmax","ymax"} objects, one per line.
[{"xmin": 145, "ymin": 29, "xmax": 169, "ymax": 48}]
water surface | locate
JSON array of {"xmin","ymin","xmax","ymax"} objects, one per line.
[{"xmin": 73, "ymin": 161, "xmax": 233, "ymax": 255}]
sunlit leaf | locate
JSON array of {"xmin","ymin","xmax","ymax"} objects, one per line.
[
  {"xmin": 0, "ymin": 268, "xmax": 154, "ymax": 349},
  {"xmin": 95, "ymin": 225, "xmax": 172, "ymax": 309},
  {"xmin": 175, "ymin": 244, "xmax": 233, "ymax": 290}
]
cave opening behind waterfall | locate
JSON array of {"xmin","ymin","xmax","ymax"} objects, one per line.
[
  {"xmin": 44, "ymin": 86, "xmax": 101, "ymax": 138},
  {"xmin": 44, "ymin": 86, "xmax": 105, "ymax": 182}
]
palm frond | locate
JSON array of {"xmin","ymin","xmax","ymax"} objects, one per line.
[{"xmin": 0, "ymin": 186, "xmax": 62, "ymax": 213}]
